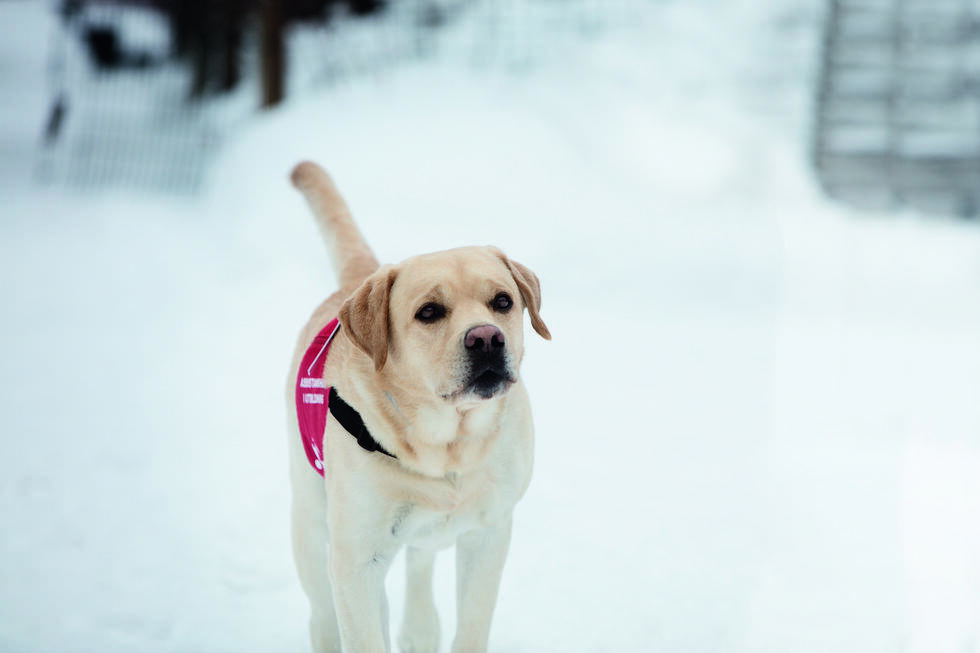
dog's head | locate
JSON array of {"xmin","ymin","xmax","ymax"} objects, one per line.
[{"xmin": 338, "ymin": 246, "xmax": 550, "ymax": 404}]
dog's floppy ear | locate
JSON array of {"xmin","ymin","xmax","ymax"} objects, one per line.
[
  {"xmin": 338, "ymin": 265, "xmax": 397, "ymax": 371},
  {"xmin": 498, "ymin": 252, "xmax": 551, "ymax": 340}
]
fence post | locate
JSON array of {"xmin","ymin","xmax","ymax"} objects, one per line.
[{"xmin": 260, "ymin": 0, "xmax": 284, "ymax": 108}]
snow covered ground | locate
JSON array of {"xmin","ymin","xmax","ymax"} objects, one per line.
[{"xmin": 3, "ymin": 1, "xmax": 980, "ymax": 652}]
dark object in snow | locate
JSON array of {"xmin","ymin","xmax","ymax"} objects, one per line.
[
  {"xmin": 348, "ymin": 0, "xmax": 386, "ymax": 16},
  {"xmin": 42, "ymin": 94, "xmax": 68, "ymax": 146},
  {"xmin": 83, "ymin": 24, "xmax": 122, "ymax": 67},
  {"xmin": 813, "ymin": 0, "xmax": 980, "ymax": 218},
  {"xmin": 83, "ymin": 24, "xmax": 158, "ymax": 70},
  {"xmin": 56, "ymin": 0, "xmax": 389, "ymax": 103}
]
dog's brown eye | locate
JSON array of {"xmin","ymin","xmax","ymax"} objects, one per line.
[
  {"xmin": 415, "ymin": 303, "xmax": 446, "ymax": 323},
  {"xmin": 492, "ymin": 293, "xmax": 513, "ymax": 312}
]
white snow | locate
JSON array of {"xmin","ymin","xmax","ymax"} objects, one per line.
[{"xmin": 2, "ymin": 1, "xmax": 980, "ymax": 652}]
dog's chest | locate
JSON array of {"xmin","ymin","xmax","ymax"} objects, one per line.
[{"xmin": 389, "ymin": 473, "xmax": 503, "ymax": 550}]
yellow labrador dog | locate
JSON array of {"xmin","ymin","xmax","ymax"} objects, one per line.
[{"xmin": 286, "ymin": 162, "xmax": 550, "ymax": 653}]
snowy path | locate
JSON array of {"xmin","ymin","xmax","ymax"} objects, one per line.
[{"xmin": 3, "ymin": 2, "xmax": 980, "ymax": 652}]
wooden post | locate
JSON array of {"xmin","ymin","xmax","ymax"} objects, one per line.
[{"xmin": 260, "ymin": 1, "xmax": 285, "ymax": 108}]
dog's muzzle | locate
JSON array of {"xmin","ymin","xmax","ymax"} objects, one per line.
[{"xmin": 462, "ymin": 324, "xmax": 514, "ymax": 399}]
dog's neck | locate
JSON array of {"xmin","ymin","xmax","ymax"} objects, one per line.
[
  {"xmin": 406, "ymin": 399, "xmax": 506, "ymax": 473},
  {"xmin": 329, "ymin": 338, "xmax": 507, "ymax": 478}
]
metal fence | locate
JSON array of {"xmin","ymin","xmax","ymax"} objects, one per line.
[{"xmin": 36, "ymin": 0, "xmax": 640, "ymax": 194}]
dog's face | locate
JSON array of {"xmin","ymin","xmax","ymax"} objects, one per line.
[{"xmin": 339, "ymin": 246, "xmax": 550, "ymax": 405}]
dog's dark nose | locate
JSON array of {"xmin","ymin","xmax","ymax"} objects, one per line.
[{"xmin": 465, "ymin": 325, "xmax": 505, "ymax": 353}]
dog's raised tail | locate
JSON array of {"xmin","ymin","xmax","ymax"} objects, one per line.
[{"xmin": 291, "ymin": 161, "xmax": 379, "ymax": 289}]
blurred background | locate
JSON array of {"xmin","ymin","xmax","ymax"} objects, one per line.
[{"xmin": 2, "ymin": 0, "xmax": 979, "ymax": 651}]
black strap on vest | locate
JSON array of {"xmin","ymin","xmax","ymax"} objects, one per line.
[{"xmin": 328, "ymin": 387, "xmax": 397, "ymax": 459}]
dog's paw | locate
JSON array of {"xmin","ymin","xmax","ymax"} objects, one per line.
[
  {"xmin": 398, "ymin": 635, "xmax": 440, "ymax": 653},
  {"xmin": 397, "ymin": 618, "xmax": 440, "ymax": 653}
]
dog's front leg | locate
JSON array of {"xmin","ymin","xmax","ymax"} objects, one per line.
[
  {"xmin": 328, "ymin": 538, "xmax": 396, "ymax": 653},
  {"xmin": 398, "ymin": 546, "xmax": 440, "ymax": 653},
  {"xmin": 451, "ymin": 519, "xmax": 513, "ymax": 653}
]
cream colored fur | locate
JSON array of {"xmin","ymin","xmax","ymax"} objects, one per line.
[{"xmin": 286, "ymin": 161, "xmax": 550, "ymax": 653}]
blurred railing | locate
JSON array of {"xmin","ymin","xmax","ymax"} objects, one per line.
[{"xmin": 813, "ymin": 0, "xmax": 980, "ymax": 217}]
